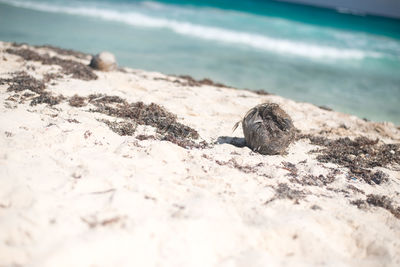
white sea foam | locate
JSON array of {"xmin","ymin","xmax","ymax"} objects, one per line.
[{"xmin": 0, "ymin": 0, "xmax": 380, "ymax": 60}]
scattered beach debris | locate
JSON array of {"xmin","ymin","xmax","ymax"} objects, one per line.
[
  {"xmin": 30, "ymin": 93, "xmax": 65, "ymax": 106},
  {"xmin": 281, "ymin": 161, "xmax": 338, "ymax": 186},
  {"xmin": 215, "ymin": 158, "xmax": 264, "ymax": 174},
  {"xmin": 301, "ymin": 135, "xmax": 400, "ymax": 185},
  {"xmin": 1, "ymin": 71, "xmax": 45, "ymax": 94},
  {"xmin": 85, "ymin": 94, "xmax": 207, "ymax": 148},
  {"xmin": 69, "ymin": 94, "xmax": 87, "ymax": 107},
  {"xmin": 252, "ymin": 89, "xmax": 270, "ymax": 95},
  {"xmin": 157, "ymin": 75, "xmax": 228, "ymax": 88},
  {"xmin": 0, "ymin": 71, "xmax": 64, "ymax": 106},
  {"xmin": 11, "ymin": 42, "xmax": 90, "ymax": 59},
  {"xmin": 351, "ymin": 194, "xmax": 400, "ymax": 219},
  {"xmin": 0, "ymin": 68, "xmax": 204, "ymax": 149},
  {"xmin": 6, "ymin": 48, "xmax": 97, "ymax": 80},
  {"xmin": 265, "ymin": 183, "xmax": 307, "ymax": 204},
  {"xmin": 88, "ymin": 94, "xmax": 199, "ymax": 139},
  {"xmin": 235, "ymin": 103, "xmax": 295, "ymax": 155},
  {"xmin": 178, "ymin": 75, "xmax": 227, "ymax": 87},
  {"xmin": 33, "ymin": 44, "xmax": 89, "ymax": 59},
  {"xmin": 90, "ymin": 51, "xmax": 117, "ymax": 71},
  {"xmin": 99, "ymin": 119, "xmax": 137, "ymax": 136}
]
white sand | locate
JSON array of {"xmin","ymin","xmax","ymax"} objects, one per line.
[{"xmin": 1, "ymin": 41, "xmax": 400, "ymax": 266}]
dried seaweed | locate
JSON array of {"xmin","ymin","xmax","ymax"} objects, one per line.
[
  {"xmin": 282, "ymin": 161, "xmax": 298, "ymax": 177},
  {"xmin": 6, "ymin": 48, "xmax": 97, "ymax": 80},
  {"xmin": 100, "ymin": 119, "xmax": 137, "ymax": 136},
  {"xmin": 351, "ymin": 194, "xmax": 400, "ymax": 219},
  {"xmin": 282, "ymin": 161, "xmax": 338, "ymax": 186},
  {"xmin": 89, "ymin": 95, "xmax": 199, "ymax": 140},
  {"xmin": 295, "ymin": 174, "xmax": 336, "ymax": 186},
  {"xmin": 43, "ymin": 72, "xmax": 63, "ymax": 83},
  {"xmin": 161, "ymin": 134, "xmax": 208, "ymax": 149},
  {"xmin": 34, "ymin": 44, "xmax": 89, "ymax": 59},
  {"xmin": 136, "ymin": 135, "xmax": 156, "ymax": 141},
  {"xmin": 265, "ymin": 183, "xmax": 306, "ymax": 204},
  {"xmin": 252, "ymin": 89, "xmax": 270, "ymax": 95},
  {"xmin": 69, "ymin": 94, "xmax": 87, "ymax": 107},
  {"xmin": 173, "ymin": 75, "xmax": 227, "ymax": 88},
  {"xmin": 0, "ymin": 71, "xmax": 45, "ymax": 94},
  {"xmin": 302, "ymin": 135, "xmax": 399, "ymax": 185},
  {"xmin": 215, "ymin": 158, "xmax": 263, "ymax": 174},
  {"xmin": 0, "ymin": 71, "xmax": 64, "ymax": 106},
  {"xmin": 30, "ymin": 93, "xmax": 65, "ymax": 106},
  {"xmin": 275, "ymin": 183, "xmax": 306, "ymax": 201}
]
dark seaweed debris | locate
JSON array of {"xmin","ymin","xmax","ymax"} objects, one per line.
[
  {"xmin": 89, "ymin": 94, "xmax": 199, "ymax": 140},
  {"xmin": 69, "ymin": 95, "xmax": 87, "ymax": 107},
  {"xmin": 85, "ymin": 94, "xmax": 206, "ymax": 148},
  {"xmin": 275, "ymin": 183, "xmax": 306, "ymax": 201},
  {"xmin": 100, "ymin": 119, "xmax": 137, "ymax": 136},
  {"xmin": 351, "ymin": 194, "xmax": 400, "ymax": 219},
  {"xmin": 0, "ymin": 72, "xmax": 64, "ymax": 106},
  {"xmin": 161, "ymin": 134, "xmax": 208, "ymax": 149},
  {"xmin": 30, "ymin": 93, "xmax": 65, "ymax": 106},
  {"xmin": 281, "ymin": 161, "xmax": 337, "ymax": 186},
  {"xmin": 302, "ymin": 135, "xmax": 400, "ymax": 185},
  {"xmin": 295, "ymin": 174, "xmax": 336, "ymax": 186},
  {"xmin": 174, "ymin": 75, "xmax": 228, "ymax": 88},
  {"xmin": 12, "ymin": 42, "xmax": 89, "ymax": 59},
  {"xmin": 215, "ymin": 158, "xmax": 264, "ymax": 174},
  {"xmin": 252, "ymin": 89, "xmax": 270, "ymax": 95},
  {"xmin": 34, "ymin": 44, "xmax": 89, "ymax": 59},
  {"xmin": 0, "ymin": 72, "xmax": 45, "ymax": 94},
  {"xmin": 265, "ymin": 183, "xmax": 306, "ymax": 204},
  {"xmin": 6, "ymin": 48, "xmax": 97, "ymax": 80}
]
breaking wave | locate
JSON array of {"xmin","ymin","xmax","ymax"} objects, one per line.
[{"xmin": 0, "ymin": 0, "xmax": 381, "ymax": 60}]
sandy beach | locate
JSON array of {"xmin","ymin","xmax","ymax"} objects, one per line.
[{"xmin": 0, "ymin": 41, "xmax": 400, "ymax": 266}]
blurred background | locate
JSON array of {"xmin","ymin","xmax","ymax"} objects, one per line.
[{"xmin": 1, "ymin": 0, "xmax": 399, "ymax": 124}]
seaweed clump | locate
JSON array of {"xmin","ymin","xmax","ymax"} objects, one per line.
[
  {"xmin": 6, "ymin": 48, "xmax": 97, "ymax": 80},
  {"xmin": 215, "ymin": 158, "xmax": 264, "ymax": 174},
  {"xmin": 175, "ymin": 75, "xmax": 227, "ymax": 88},
  {"xmin": 89, "ymin": 94, "xmax": 198, "ymax": 139},
  {"xmin": 303, "ymin": 135, "xmax": 399, "ymax": 185},
  {"xmin": 0, "ymin": 71, "xmax": 45, "ymax": 94},
  {"xmin": 265, "ymin": 183, "xmax": 306, "ymax": 204},
  {"xmin": 33, "ymin": 44, "xmax": 89, "ymax": 59},
  {"xmin": 30, "ymin": 93, "xmax": 65, "ymax": 106},
  {"xmin": 69, "ymin": 94, "xmax": 87, "ymax": 107},
  {"xmin": 0, "ymin": 71, "xmax": 64, "ymax": 106},
  {"xmin": 100, "ymin": 119, "xmax": 137, "ymax": 136},
  {"xmin": 351, "ymin": 194, "xmax": 400, "ymax": 219},
  {"xmin": 87, "ymin": 94, "xmax": 205, "ymax": 148},
  {"xmin": 281, "ymin": 161, "xmax": 337, "ymax": 186}
]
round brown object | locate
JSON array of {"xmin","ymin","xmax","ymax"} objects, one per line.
[
  {"xmin": 239, "ymin": 103, "xmax": 295, "ymax": 155},
  {"xmin": 89, "ymin": 51, "xmax": 117, "ymax": 71}
]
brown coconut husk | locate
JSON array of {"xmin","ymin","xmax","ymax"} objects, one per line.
[{"xmin": 234, "ymin": 103, "xmax": 295, "ymax": 155}]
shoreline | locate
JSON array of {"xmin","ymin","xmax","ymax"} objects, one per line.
[{"xmin": 1, "ymin": 41, "xmax": 400, "ymax": 266}]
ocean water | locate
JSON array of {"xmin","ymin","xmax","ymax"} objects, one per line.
[{"xmin": 0, "ymin": 0, "xmax": 399, "ymax": 124}]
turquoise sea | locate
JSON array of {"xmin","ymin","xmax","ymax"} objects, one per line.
[{"xmin": 0, "ymin": 0, "xmax": 399, "ymax": 124}]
